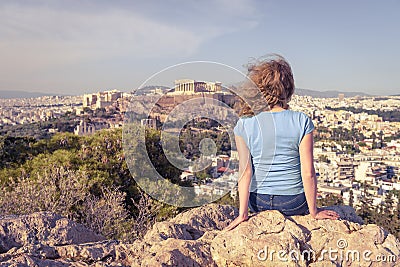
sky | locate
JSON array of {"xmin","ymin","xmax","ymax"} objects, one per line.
[{"xmin": 0, "ymin": 0, "xmax": 399, "ymax": 96}]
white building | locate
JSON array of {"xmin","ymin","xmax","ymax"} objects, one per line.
[
  {"xmin": 83, "ymin": 90, "xmax": 122, "ymax": 109},
  {"xmin": 74, "ymin": 120, "xmax": 109, "ymax": 136},
  {"xmin": 172, "ymin": 79, "xmax": 222, "ymax": 95}
]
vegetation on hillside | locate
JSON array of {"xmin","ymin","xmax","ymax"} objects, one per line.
[{"xmin": 0, "ymin": 126, "xmax": 237, "ymax": 240}]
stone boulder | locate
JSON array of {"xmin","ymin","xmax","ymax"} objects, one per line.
[
  {"xmin": 0, "ymin": 212, "xmax": 105, "ymax": 253},
  {"xmin": 211, "ymin": 208, "xmax": 400, "ymax": 266},
  {"xmin": 1, "ymin": 204, "xmax": 399, "ymax": 267}
]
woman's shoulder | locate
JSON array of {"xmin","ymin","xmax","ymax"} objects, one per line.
[
  {"xmin": 238, "ymin": 110, "xmax": 312, "ymax": 122},
  {"xmin": 237, "ymin": 114, "xmax": 257, "ymax": 124},
  {"xmin": 238, "ymin": 114, "xmax": 254, "ymax": 119},
  {"xmin": 286, "ymin": 110, "xmax": 312, "ymax": 119}
]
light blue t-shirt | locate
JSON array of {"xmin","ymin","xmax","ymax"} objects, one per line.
[{"xmin": 233, "ymin": 110, "xmax": 314, "ymax": 195}]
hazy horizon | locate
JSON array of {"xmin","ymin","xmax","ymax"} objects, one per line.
[
  {"xmin": 1, "ymin": 87, "xmax": 391, "ymax": 99},
  {"xmin": 1, "ymin": 0, "xmax": 399, "ymax": 96}
]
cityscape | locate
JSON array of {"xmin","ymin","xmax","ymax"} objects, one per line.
[{"xmin": 1, "ymin": 82, "xmax": 399, "ymax": 211}]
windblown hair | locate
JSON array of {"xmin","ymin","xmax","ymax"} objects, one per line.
[{"xmin": 240, "ymin": 55, "xmax": 295, "ymax": 116}]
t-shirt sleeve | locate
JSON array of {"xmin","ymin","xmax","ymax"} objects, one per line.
[
  {"xmin": 298, "ymin": 113, "xmax": 314, "ymax": 145},
  {"xmin": 233, "ymin": 118, "xmax": 246, "ymax": 137},
  {"xmin": 304, "ymin": 115, "xmax": 315, "ymax": 135},
  {"xmin": 234, "ymin": 118, "xmax": 251, "ymax": 150}
]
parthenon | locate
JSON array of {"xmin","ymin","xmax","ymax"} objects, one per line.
[{"xmin": 173, "ymin": 79, "xmax": 222, "ymax": 94}]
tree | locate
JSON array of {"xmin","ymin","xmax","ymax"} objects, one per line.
[
  {"xmin": 349, "ymin": 189, "xmax": 354, "ymax": 208},
  {"xmin": 384, "ymin": 192, "xmax": 395, "ymax": 214},
  {"xmin": 317, "ymin": 193, "xmax": 343, "ymax": 207},
  {"xmin": 378, "ymin": 130, "xmax": 384, "ymax": 148},
  {"xmin": 83, "ymin": 107, "xmax": 93, "ymax": 114},
  {"xmin": 318, "ymin": 155, "xmax": 330, "ymax": 163},
  {"xmin": 357, "ymin": 182, "xmax": 375, "ymax": 224},
  {"xmin": 371, "ymin": 132, "xmax": 378, "ymax": 149}
]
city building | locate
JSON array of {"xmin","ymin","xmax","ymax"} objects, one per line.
[
  {"xmin": 83, "ymin": 90, "xmax": 122, "ymax": 109},
  {"xmin": 74, "ymin": 120, "xmax": 109, "ymax": 136},
  {"xmin": 338, "ymin": 157, "xmax": 355, "ymax": 180},
  {"xmin": 140, "ymin": 118, "xmax": 158, "ymax": 129}
]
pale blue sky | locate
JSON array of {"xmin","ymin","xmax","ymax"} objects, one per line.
[{"xmin": 0, "ymin": 0, "xmax": 399, "ymax": 95}]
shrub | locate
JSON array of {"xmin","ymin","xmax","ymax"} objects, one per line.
[{"xmin": 0, "ymin": 167, "xmax": 158, "ymax": 241}]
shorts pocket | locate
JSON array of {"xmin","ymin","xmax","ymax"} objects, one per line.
[
  {"xmin": 274, "ymin": 193, "xmax": 304, "ymax": 207},
  {"xmin": 280, "ymin": 199, "xmax": 308, "ymax": 216},
  {"xmin": 255, "ymin": 194, "xmax": 271, "ymax": 206},
  {"xmin": 249, "ymin": 192, "xmax": 271, "ymax": 212}
]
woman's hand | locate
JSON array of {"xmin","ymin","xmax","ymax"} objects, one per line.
[
  {"xmin": 311, "ymin": 208, "xmax": 340, "ymax": 220},
  {"xmin": 224, "ymin": 213, "xmax": 249, "ymax": 231}
]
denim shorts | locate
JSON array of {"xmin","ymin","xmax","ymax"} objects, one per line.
[{"xmin": 249, "ymin": 191, "xmax": 309, "ymax": 216}]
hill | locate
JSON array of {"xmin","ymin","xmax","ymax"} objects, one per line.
[
  {"xmin": 230, "ymin": 81, "xmax": 371, "ymax": 98},
  {"xmin": 295, "ymin": 88, "xmax": 371, "ymax": 98},
  {"xmin": 0, "ymin": 90, "xmax": 59, "ymax": 99}
]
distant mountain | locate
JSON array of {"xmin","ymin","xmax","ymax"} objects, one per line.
[
  {"xmin": 230, "ymin": 82, "xmax": 371, "ymax": 98},
  {"xmin": 0, "ymin": 90, "xmax": 60, "ymax": 99},
  {"xmin": 295, "ymin": 88, "xmax": 371, "ymax": 98}
]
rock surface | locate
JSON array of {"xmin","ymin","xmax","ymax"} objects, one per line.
[{"xmin": 1, "ymin": 205, "xmax": 399, "ymax": 266}]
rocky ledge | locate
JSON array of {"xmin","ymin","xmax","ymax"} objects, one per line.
[{"xmin": 0, "ymin": 204, "xmax": 399, "ymax": 266}]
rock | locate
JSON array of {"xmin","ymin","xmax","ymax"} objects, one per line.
[
  {"xmin": 210, "ymin": 210, "xmax": 309, "ymax": 267},
  {"xmin": 1, "ymin": 204, "xmax": 399, "ymax": 267},
  {"xmin": 7, "ymin": 244, "xmax": 58, "ymax": 259},
  {"xmin": 0, "ymin": 254, "xmax": 69, "ymax": 267},
  {"xmin": 143, "ymin": 204, "xmax": 237, "ymax": 243},
  {"xmin": 114, "ymin": 241, "xmax": 150, "ymax": 266},
  {"xmin": 143, "ymin": 222, "xmax": 203, "ymax": 243},
  {"xmin": 210, "ymin": 207, "xmax": 400, "ymax": 267},
  {"xmin": 169, "ymin": 204, "xmax": 238, "ymax": 232},
  {"xmin": 141, "ymin": 238, "xmax": 216, "ymax": 267},
  {"xmin": 55, "ymin": 240, "xmax": 118, "ymax": 263},
  {"xmin": 0, "ymin": 212, "xmax": 105, "ymax": 253}
]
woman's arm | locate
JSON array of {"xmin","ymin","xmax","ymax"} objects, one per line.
[
  {"xmin": 299, "ymin": 131, "xmax": 339, "ymax": 220},
  {"xmin": 225, "ymin": 135, "xmax": 252, "ymax": 230}
]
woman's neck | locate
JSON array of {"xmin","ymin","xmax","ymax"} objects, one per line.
[{"xmin": 270, "ymin": 105, "xmax": 286, "ymax": 112}]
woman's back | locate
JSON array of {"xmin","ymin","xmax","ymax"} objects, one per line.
[
  {"xmin": 234, "ymin": 109, "xmax": 314, "ymax": 195},
  {"xmin": 225, "ymin": 55, "xmax": 339, "ymax": 232}
]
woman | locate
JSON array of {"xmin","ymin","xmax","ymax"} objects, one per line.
[{"xmin": 226, "ymin": 55, "xmax": 339, "ymax": 231}]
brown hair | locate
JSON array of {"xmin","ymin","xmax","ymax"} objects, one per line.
[{"xmin": 240, "ymin": 55, "xmax": 295, "ymax": 116}]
